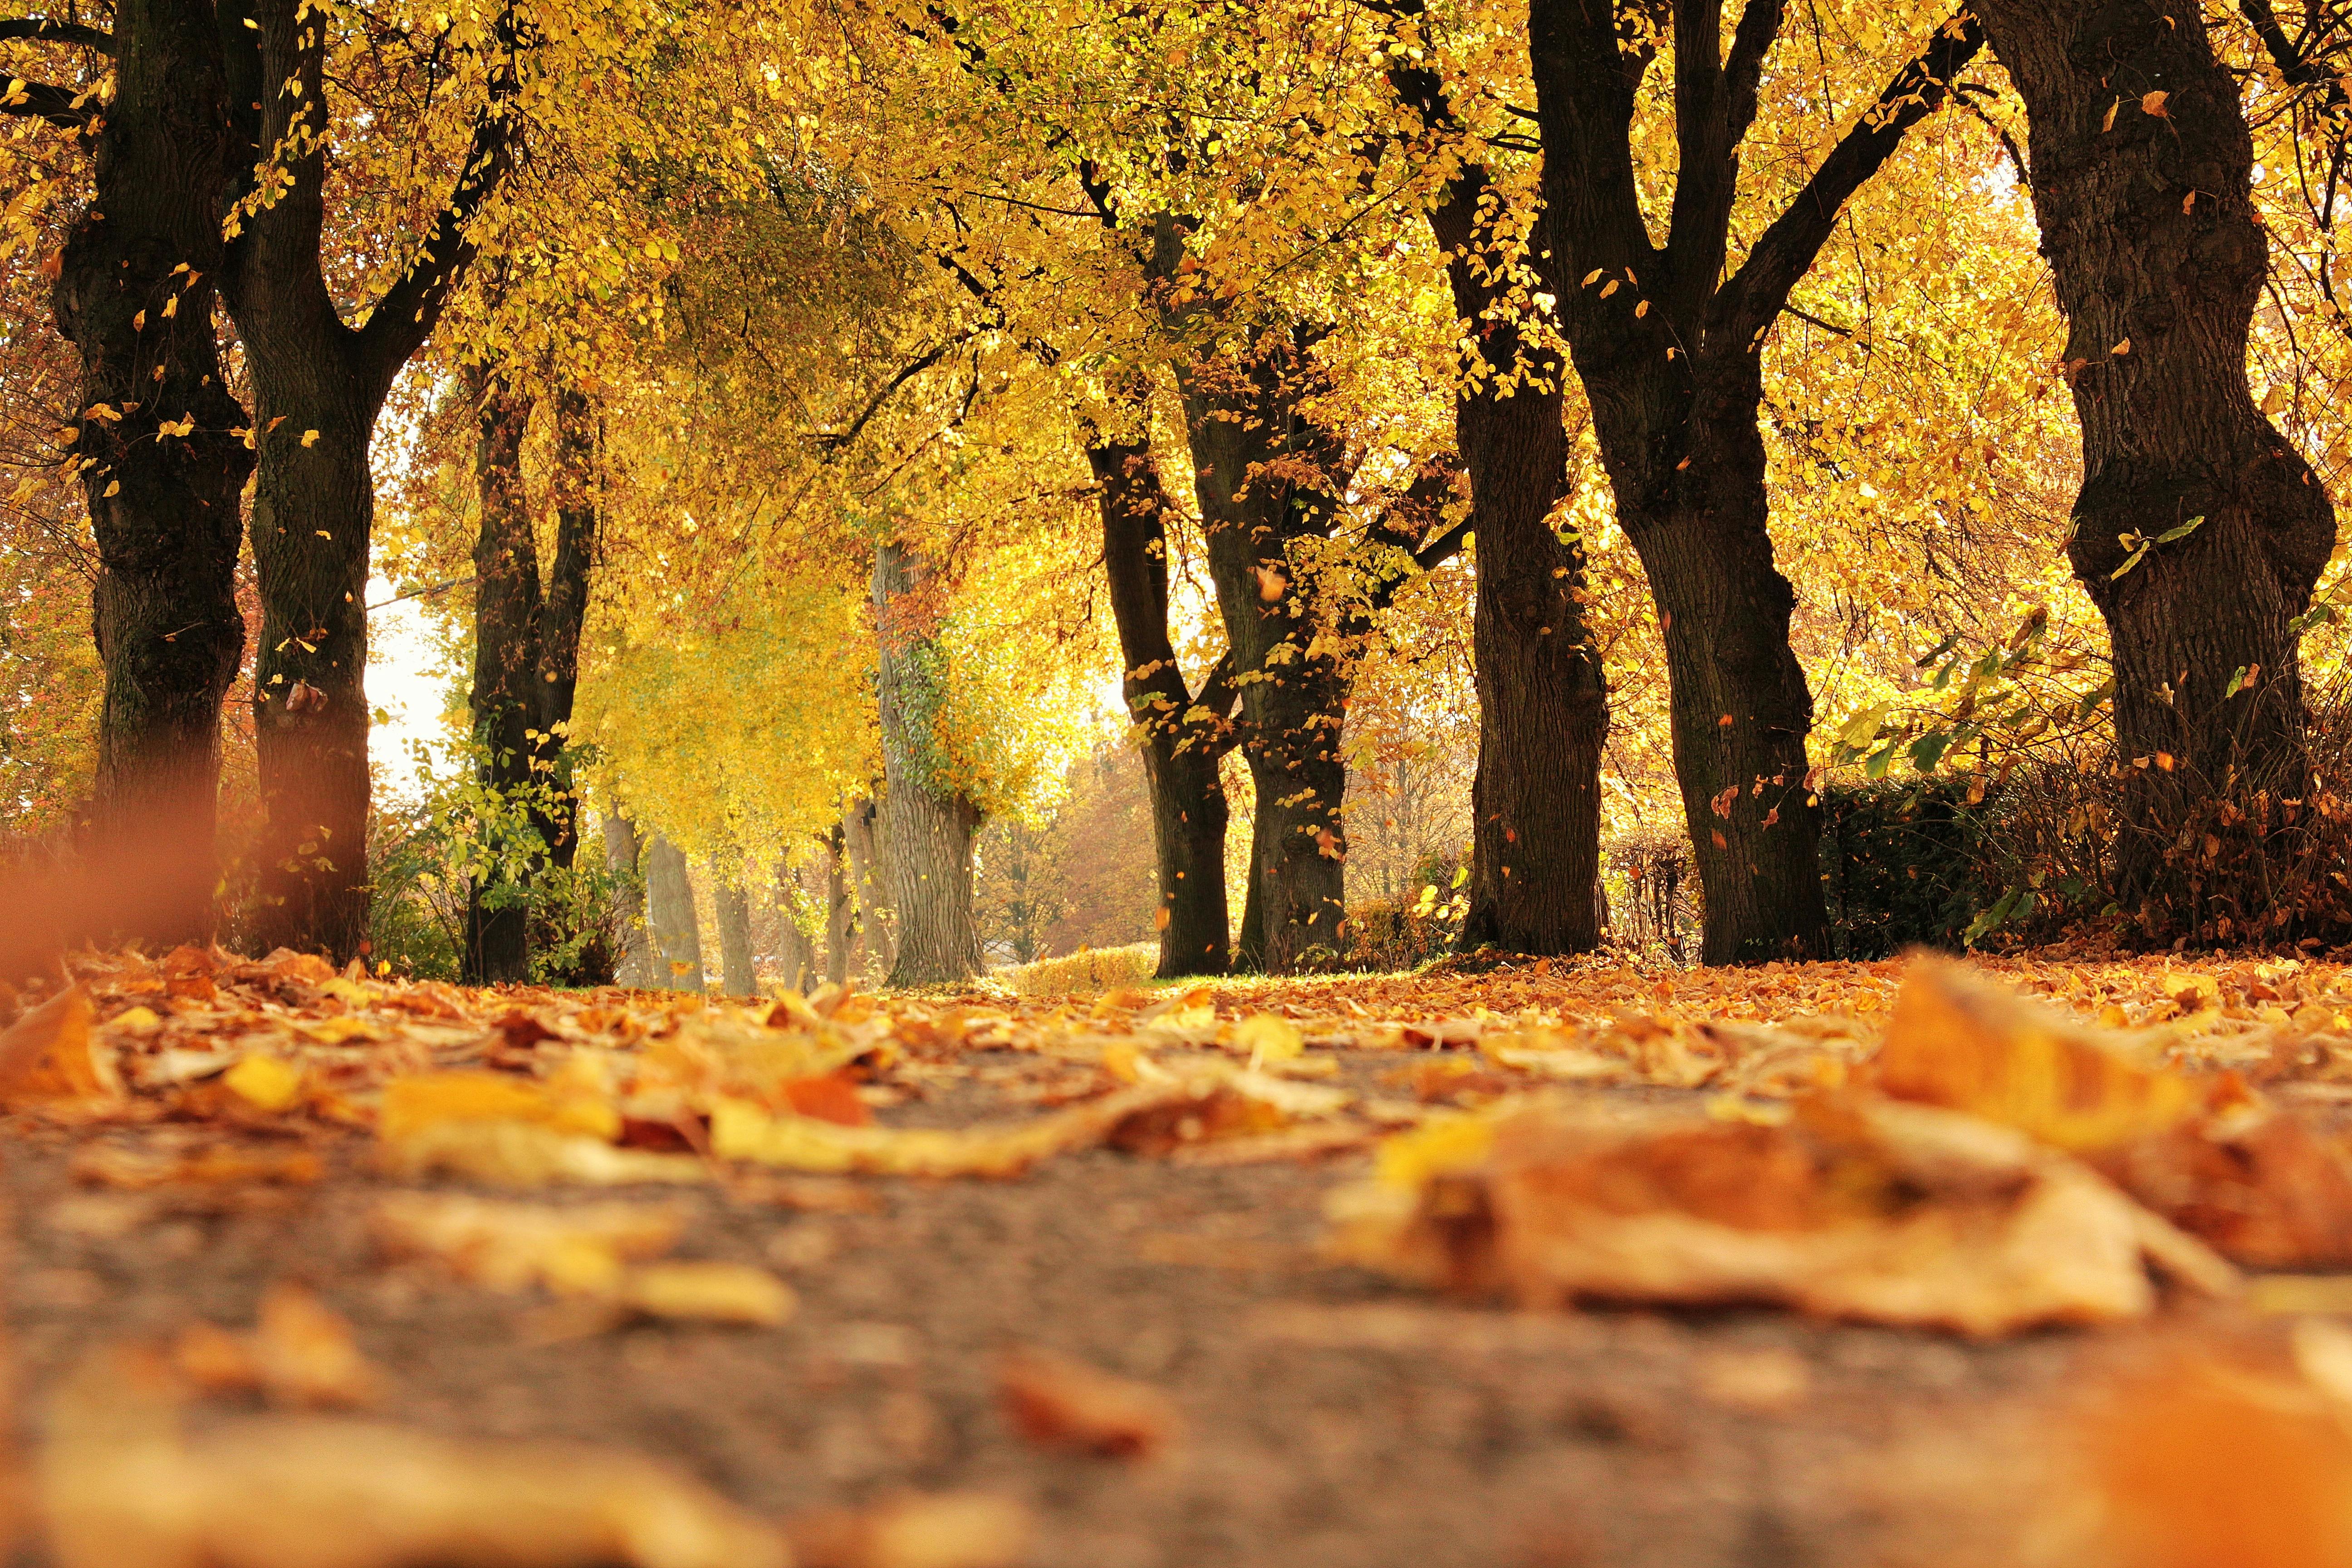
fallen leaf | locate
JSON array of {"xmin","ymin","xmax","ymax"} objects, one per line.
[
  {"xmin": 1328, "ymin": 1093, "xmax": 2236, "ymax": 1335},
  {"xmin": 787, "ymin": 1491, "xmax": 1032, "ymax": 1568},
  {"xmin": 997, "ymin": 1347, "xmax": 1181, "ymax": 1460},
  {"xmin": 617, "ymin": 1261, "xmax": 796, "ymax": 1326},
  {"xmin": 0, "ymin": 988, "xmax": 119, "ymax": 1107},
  {"xmin": 223, "ymin": 1055, "xmax": 304, "ymax": 1113},
  {"xmin": 373, "ymin": 1193, "xmax": 686, "ymax": 1294},
  {"xmin": 43, "ymin": 1352, "xmax": 787, "ymax": 1568}
]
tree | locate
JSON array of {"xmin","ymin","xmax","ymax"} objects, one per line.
[
  {"xmin": 1385, "ymin": 29, "xmax": 1610, "ymax": 957},
  {"xmin": 872, "ymin": 541, "xmax": 986, "ymax": 986},
  {"xmin": 1525, "ymin": 0, "xmax": 1985, "ymax": 961},
  {"xmin": 2, "ymin": 8, "xmax": 252, "ymax": 939},
  {"xmin": 1969, "ymin": 0, "xmax": 2336, "ymax": 932}
]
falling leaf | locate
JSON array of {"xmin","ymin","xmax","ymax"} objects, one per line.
[
  {"xmin": 996, "ymin": 1347, "xmax": 1181, "ymax": 1460},
  {"xmin": 300, "ymin": 428, "xmax": 320, "ymax": 446}
]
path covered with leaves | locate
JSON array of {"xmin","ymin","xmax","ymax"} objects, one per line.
[{"xmin": 6, "ymin": 947, "xmax": 2352, "ymax": 1567}]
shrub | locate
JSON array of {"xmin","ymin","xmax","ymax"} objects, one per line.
[{"xmin": 1003, "ymin": 941, "xmax": 1159, "ymax": 995}]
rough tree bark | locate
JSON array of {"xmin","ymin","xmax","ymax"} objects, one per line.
[
  {"xmin": 600, "ymin": 808, "xmax": 652, "ymax": 987},
  {"xmin": 1086, "ymin": 413, "xmax": 1239, "ymax": 977},
  {"xmin": 1971, "ymin": 0, "xmax": 2337, "ymax": 934},
  {"xmin": 1528, "ymin": 0, "xmax": 1983, "ymax": 962},
  {"xmin": 642, "ymin": 833, "xmax": 704, "ymax": 993},
  {"xmin": 872, "ymin": 546, "xmax": 985, "ymax": 986},
  {"xmin": 1, "ymin": 10, "xmax": 253, "ymax": 940},
  {"xmin": 715, "ymin": 878, "xmax": 755, "ymax": 998},
  {"xmin": 220, "ymin": 0, "xmax": 518, "ymax": 959},
  {"xmin": 843, "ymin": 798, "xmax": 891, "ymax": 979},
  {"xmin": 1388, "ymin": 45, "xmax": 1612, "ymax": 954}
]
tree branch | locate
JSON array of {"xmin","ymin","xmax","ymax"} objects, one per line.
[
  {"xmin": 0, "ymin": 17, "xmax": 110, "ymax": 50},
  {"xmin": 353, "ymin": 5, "xmax": 524, "ymax": 391},
  {"xmin": 811, "ymin": 333, "xmax": 973, "ymax": 452},
  {"xmin": 1719, "ymin": 7, "xmax": 1984, "ymax": 354},
  {"xmin": 0, "ymin": 74, "xmax": 87, "ymax": 127}
]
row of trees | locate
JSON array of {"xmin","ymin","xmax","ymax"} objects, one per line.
[{"xmin": 2, "ymin": 0, "xmax": 2347, "ymax": 984}]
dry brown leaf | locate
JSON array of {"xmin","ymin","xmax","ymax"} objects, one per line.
[
  {"xmin": 787, "ymin": 1492, "xmax": 1032, "ymax": 1568},
  {"xmin": 996, "ymin": 1347, "xmax": 1181, "ymax": 1460},
  {"xmin": 42, "ymin": 1358, "xmax": 788, "ymax": 1568},
  {"xmin": 1876, "ymin": 955, "xmax": 2197, "ymax": 1153},
  {"xmin": 170, "ymin": 1285, "xmax": 382, "ymax": 1409},
  {"xmin": 1329, "ymin": 1094, "xmax": 2236, "ymax": 1336},
  {"xmin": 0, "ymin": 988, "xmax": 119, "ymax": 1108}
]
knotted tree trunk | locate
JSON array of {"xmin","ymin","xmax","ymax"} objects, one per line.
[
  {"xmin": 22, "ymin": 5, "xmax": 252, "ymax": 943},
  {"xmin": 873, "ymin": 545, "xmax": 985, "ymax": 986},
  {"xmin": 1972, "ymin": 0, "xmax": 2337, "ymax": 936}
]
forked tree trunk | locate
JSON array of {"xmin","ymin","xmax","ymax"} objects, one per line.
[
  {"xmin": 600, "ymin": 808, "xmax": 653, "ymax": 988},
  {"xmin": 221, "ymin": 0, "xmax": 516, "ymax": 958},
  {"xmin": 1529, "ymin": 0, "xmax": 1983, "ymax": 961},
  {"xmin": 40, "ymin": 3, "xmax": 251, "ymax": 942},
  {"xmin": 873, "ymin": 545, "xmax": 985, "ymax": 986},
  {"xmin": 642, "ymin": 833, "xmax": 704, "ymax": 992},
  {"xmin": 1165, "ymin": 309, "xmax": 1352, "ymax": 972},
  {"xmin": 461, "ymin": 365, "xmax": 536, "ymax": 985},
  {"xmin": 1086, "ymin": 425, "xmax": 1235, "ymax": 977},
  {"xmin": 1973, "ymin": 0, "xmax": 2337, "ymax": 933},
  {"xmin": 715, "ymin": 878, "xmax": 755, "ymax": 998}
]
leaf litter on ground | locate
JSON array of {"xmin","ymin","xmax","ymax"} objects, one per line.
[{"xmin": 17, "ymin": 942, "xmax": 2352, "ymax": 1558}]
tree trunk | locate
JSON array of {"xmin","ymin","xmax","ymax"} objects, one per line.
[
  {"xmin": 843, "ymin": 798, "xmax": 889, "ymax": 980},
  {"xmin": 1972, "ymin": 0, "xmax": 2336, "ymax": 934},
  {"xmin": 777, "ymin": 864, "xmax": 818, "ymax": 994},
  {"xmin": 1084, "ymin": 425, "xmax": 1235, "ymax": 977},
  {"xmin": 1528, "ymin": 0, "xmax": 1983, "ymax": 962},
  {"xmin": 538, "ymin": 386, "xmax": 599, "ymax": 871},
  {"xmin": 601, "ymin": 808, "xmax": 653, "ymax": 988},
  {"xmin": 642, "ymin": 833, "xmax": 704, "ymax": 992},
  {"xmin": 43, "ymin": 2, "xmax": 251, "ymax": 943},
  {"xmin": 1385, "ymin": 56, "xmax": 1609, "ymax": 958},
  {"xmin": 461, "ymin": 363, "xmax": 536, "ymax": 985},
  {"xmin": 1166, "ymin": 312, "xmax": 1352, "ymax": 973},
  {"xmin": 873, "ymin": 544, "xmax": 985, "ymax": 986},
  {"xmin": 715, "ymin": 878, "xmax": 755, "ymax": 998},
  {"xmin": 220, "ymin": 0, "xmax": 517, "ymax": 959},
  {"xmin": 823, "ymin": 822, "xmax": 853, "ymax": 987}
]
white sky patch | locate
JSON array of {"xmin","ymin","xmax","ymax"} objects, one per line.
[{"xmin": 366, "ymin": 573, "xmax": 455, "ymax": 804}]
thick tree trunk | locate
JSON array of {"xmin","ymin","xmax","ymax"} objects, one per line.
[
  {"xmin": 1386, "ymin": 54, "xmax": 1609, "ymax": 957},
  {"xmin": 601, "ymin": 808, "xmax": 653, "ymax": 987},
  {"xmin": 715, "ymin": 878, "xmax": 755, "ymax": 998},
  {"xmin": 221, "ymin": 0, "xmax": 516, "ymax": 959},
  {"xmin": 1085, "ymin": 427, "xmax": 1235, "ymax": 977},
  {"xmin": 461, "ymin": 365, "xmax": 536, "ymax": 985},
  {"xmin": 642, "ymin": 833, "xmax": 704, "ymax": 992},
  {"xmin": 1973, "ymin": 0, "xmax": 2336, "ymax": 933},
  {"xmin": 49, "ymin": 2, "xmax": 251, "ymax": 943},
  {"xmin": 873, "ymin": 546, "xmax": 984, "ymax": 986},
  {"xmin": 1625, "ymin": 377, "xmax": 1828, "ymax": 963},
  {"xmin": 1527, "ymin": 0, "xmax": 1982, "ymax": 962}
]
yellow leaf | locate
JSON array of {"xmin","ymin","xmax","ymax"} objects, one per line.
[
  {"xmin": 1875, "ymin": 955, "xmax": 2196, "ymax": 1154},
  {"xmin": 301, "ymin": 428, "xmax": 320, "ymax": 446},
  {"xmin": 617, "ymin": 1262, "xmax": 796, "ymax": 1326},
  {"xmin": 379, "ymin": 1069, "xmax": 619, "ymax": 1144},
  {"xmin": 1234, "ymin": 1011, "xmax": 1303, "ymax": 1067},
  {"xmin": 2102, "ymin": 98, "xmax": 2120, "ymax": 132},
  {"xmin": 224, "ymin": 1054, "xmax": 305, "ymax": 1112}
]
